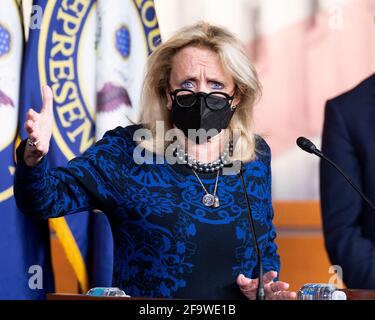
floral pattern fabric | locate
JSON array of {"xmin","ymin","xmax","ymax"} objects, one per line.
[{"xmin": 14, "ymin": 124, "xmax": 280, "ymax": 299}]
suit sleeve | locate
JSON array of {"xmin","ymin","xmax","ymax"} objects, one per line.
[
  {"xmin": 320, "ymin": 100, "xmax": 375, "ymax": 288},
  {"xmin": 14, "ymin": 129, "xmax": 127, "ymax": 220}
]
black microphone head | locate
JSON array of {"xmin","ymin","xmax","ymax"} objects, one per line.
[{"xmin": 296, "ymin": 137, "xmax": 318, "ymax": 154}]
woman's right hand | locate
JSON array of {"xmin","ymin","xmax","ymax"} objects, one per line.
[{"xmin": 23, "ymin": 85, "xmax": 54, "ymax": 167}]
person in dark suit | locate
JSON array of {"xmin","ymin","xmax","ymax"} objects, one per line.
[{"xmin": 320, "ymin": 74, "xmax": 375, "ymax": 289}]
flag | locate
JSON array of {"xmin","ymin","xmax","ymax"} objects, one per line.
[
  {"xmin": 0, "ymin": 0, "xmax": 54, "ymax": 299},
  {"xmin": 95, "ymin": 0, "xmax": 161, "ymax": 139},
  {"xmin": 19, "ymin": 0, "xmax": 110, "ymax": 292},
  {"xmin": 19, "ymin": 0, "xmax": 161, "ymax": 292}
]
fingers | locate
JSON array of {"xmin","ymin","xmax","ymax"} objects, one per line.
[
  {"xmin": 264, "ymin": 278, "xmax": 297, "ymax": 300},
  {"xmin": 22, "ymin": 88, "xmax": 53, "ymax": 166},
  {"xmin": 25, "ymin": 119, "xmax": 38, "ymax": 139},
  {"xmin": 41, "ymin": 85, "xmax": 53, "ymax": 113},
  {"xmin": 24, "ymin": 108, "xmax": 41, "ymax": 148},
  {"xmin": 24, "ymin": 122, "xmax": 39, "ymax": 142},
  {"xmin": 237, "ymin": 274, "xmax": 258, "ymax": 291},
  {"xmin": 25, "ymin": 108, "xmax": 40, "ymax": 137},
  {"xmin": 237, "ymin": 272, "xmax": 297, "ymax": 300},
  {"xmin": 268, "ymin": 290, "xmax": 297, "ymax": 300},
  {"xmin": 236, "ymin": 274, "xmax": 257, "ymax": 300},
  {"xmin": 269, "ymin": 281, "xmax": 290, "ymax": 293},
  {"xmin": 263, "ymin": 270, "xmax": 278, "ymax": 284},
  {"xmin": 25, "ymin": 119, "xmax": 33, "ymax": 134},
  {"xmin": 26, "ymin": 108, "xmax": 39, "ymax": 121}
]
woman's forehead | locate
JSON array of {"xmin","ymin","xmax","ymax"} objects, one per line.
[{"xmin": 170, "ymin": 46, "xmax": 231, "ymax": 80}]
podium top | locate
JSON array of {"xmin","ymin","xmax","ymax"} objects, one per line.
[
  {"xmin": 342, "ymin": 289, "xmax": 375, "ymax": 300},
  {"xmin": 47, "ymin": 290, "xmax": 375, "ymax": 300}
]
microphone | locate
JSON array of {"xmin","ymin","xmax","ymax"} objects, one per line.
[
  {"xmin": 296, "ymin": 137, "xmax": 323, "ymax": 156},
  {"xmin": 296, "ymin": 137, "xmax": 375, "ymax": 212},
  {"xmin": 225, "ymin": 161, "xmax": 265, "ymax": 300}
]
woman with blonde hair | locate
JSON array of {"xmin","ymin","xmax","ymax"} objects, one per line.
[{"xmin": 14, "ymin": 21, "xmax": 296, "ymax": 300}]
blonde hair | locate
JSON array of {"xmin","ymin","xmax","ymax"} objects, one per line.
[{"xmin": 137, "ymin": 21, "xmax": 262, "ymax": 162}]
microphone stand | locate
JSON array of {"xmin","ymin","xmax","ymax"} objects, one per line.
[
  {"xmin": 238, "ymin": 161, "xmax": 265, "ymax": 300},
  {"xmin": 296, "ymin": 137, "xmax": 375, "ymax": 213}
]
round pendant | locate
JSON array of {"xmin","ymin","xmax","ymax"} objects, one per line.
[{"xmin": 202, "ymin": 194, "xmax": 215, "ymax": 207}]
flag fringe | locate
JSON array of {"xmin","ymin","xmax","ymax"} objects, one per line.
[{"xmin": 49, "ymin": 218, "xmax": 89, "ymax": 293}]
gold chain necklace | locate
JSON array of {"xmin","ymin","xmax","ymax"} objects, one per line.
[{"xmin": 192, "ymin": 169, "xmax": 220, "ymax": 208}]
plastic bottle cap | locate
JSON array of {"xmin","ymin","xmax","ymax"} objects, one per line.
[{"xmin": 332, "ymin": 290, "xmax": 347, "ymax": 300}]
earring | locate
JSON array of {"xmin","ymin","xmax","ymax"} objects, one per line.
[
  {"xmin": 231, "ymin": 105, "xmax": 237, "ymax": 111},
  {"xmin": 229, "ymin": 138, "xmax": 233, "ymax": 157}
]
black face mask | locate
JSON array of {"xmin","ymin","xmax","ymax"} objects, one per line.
[{"xmin": 170, "ymin": 90, "xmax": 235, "ymax": 142}]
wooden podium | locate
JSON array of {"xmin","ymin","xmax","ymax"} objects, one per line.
[{"xmin": 341, "ymin": 289, "xmax": 375, "ymax": 300}]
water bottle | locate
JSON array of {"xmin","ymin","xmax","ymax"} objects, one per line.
[
  {"xmin": 86, "ymin": 287, "xmax": 130, "ymax": 297},
  {"xmin": 297, "ymin": 284, "xmax": 347, "ymax": 300}
]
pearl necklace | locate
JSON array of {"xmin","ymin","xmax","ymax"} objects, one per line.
[{"xmin": 175, "ymin": 143, "xmax": 231, "ymax": 172}]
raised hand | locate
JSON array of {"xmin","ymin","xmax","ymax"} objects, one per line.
[
  {"xmin": 23, "ymin": 85, "xmax": 54, "ymax": 167},
  {"xmin": 237, "ymin": 271, "xmax": 297, "ymax": 300}
]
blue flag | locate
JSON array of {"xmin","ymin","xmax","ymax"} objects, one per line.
[
  {"xmin": 0, "ymin": 0, "xmax": 54, "ymax": 299},
  {"xmin": 19, "ymin": 0, "xmax": 113, "ymax": 292}
]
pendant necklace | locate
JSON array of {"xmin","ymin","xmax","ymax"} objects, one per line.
[{"xmin": 192, "ymin": 169, "xmax": 220, "ymax": 208}]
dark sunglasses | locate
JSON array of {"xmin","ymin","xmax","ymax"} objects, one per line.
[{"xmin": 169, "ymin": 89, "xmax": 234, "ymax": 110}]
